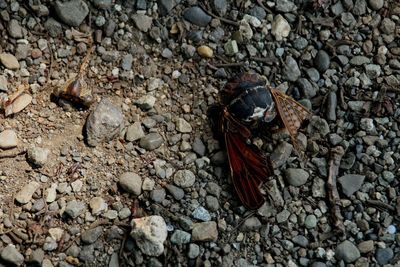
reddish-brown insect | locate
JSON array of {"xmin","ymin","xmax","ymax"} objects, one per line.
[{"xmin": 209, "ymin": 73, "xmax": 311, "ymax": 209}]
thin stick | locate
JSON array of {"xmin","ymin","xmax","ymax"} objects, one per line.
[
  {"xmin": 327, "ymin": 146, "xmax": 345, "ymax": 233},
  {"xmin": 0, "ymin": 148, "xmax": 27, "ymax": 159},
  {"xmin": 366, "ymin": 200, "xmax": 395, "ymax": 211},
  {"xmin": 256, "ymin": 0, "xmax": 273, "ymax": 14},
  {"xmin": 198, "ymin": 3, "xmax": 239, "ymax": 26}
]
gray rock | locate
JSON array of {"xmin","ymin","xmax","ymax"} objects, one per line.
[
  {"xmin": 176, "ymin": 118, "xmax": 192, "ymax": 133},
  {"xmin": 314, "ymin": 50, "xmax": 330, "ymax": 72},
  {"xmin": 338, "ymin": 174, "xmax": 365, "ymax": 197},
  {"xmin": 136, "ymin": 0, "xmax": 147, "ymax": 10},
  {"xmin": 157, "ymin": 0, "xmax": 176, "ymax": 15},
  {"xmin": 276, "ymin": 0, "xmax": 297, "ymax": 12},
  {"xmin": 1, "ymin": 245, "xmax": 24, "ymax": 266},
  {"xmin": 0, "ymin": 75, "xmax": 7, "ymax": 91},
  {"xmin": 92, "ymin": 0, "xmax": 112, "ymax": 9},
  {"xmin": 307, "ymin": 116, "xmax": 330, "ymax": 136},
  {"xmin": 365, "ymin": 64, "xmax": 381, "ymax": 79},
  {"xmin": 205, "ymin": 195, "xmax": 219, "ymax": 211},
  {"xmin": 358, "ymin": 240, "xmax": 374, "ymax": 253},
  {"xmin": 192, "ymin": 206, "xmax": 211, "ymax": 222},
  {"xmin": 119, "ymin": 172, "xmax": 142, "ymax": 195},
  {"xmin": 293, "ymin": 37, "xmax": 308, "ymax": 50},
  {"xmin": 81, "ymin": 226, "xmax": 103, "ymax": 244},
  {"xmin": 161, "ymin": 48, "xmax": 173, "ymax": 58},
  {"xmin": 283, "ymin": 56, "xmax": 301, "ymax": 82},
  {"xmin": 331, "ymin": 1, "xmax": 344, "ymax": 15},
  {"xmin": 0, "ymin": 129, "xmax": 18, "ymax": 149},
  {"xmin": 192, "ymin": 221, "xmax": 218, "ymax": 241},
  {"xmin": 224, "ymin": 40, "xmax": 239, "ymax": 56},
  {"xmin": 297, "ymin": 78, "xmax": 317, "ymax": 98},
  {"xmin": 305, "ymin": 214, "xmax": 317, "ymax": 229},
  {"xmin": 125, "ymin": 122, "xmax": 145, "ymax": 142},
  {"xmin": 54, "ymin": 0, "xmax": 89, "ymax": 27},
  {"xmin": 312, "ymin": 178, "xmax": 326, "ymax": 197},
  {"xmin": 350, "ymin": 56, "xmax": 370, "ymax": 66},
  {"xmin": 27, "ymin": 147, "xmax": 49, "ymax": 167},
  {"xmin": 85, "ymin": 98, "xmax": 124, "ymax": 147},
  {"xmin": 380, "ymin": 18, "xmax": 395, "ymax": 34},
  {"xmin": 174, "ymin": 170, "xmax": 195, "ymax": 188},
  {"xmin": 139, "ymin": 133, "xmax": 164, "ymax": 150},
  {"xmin": 306, "ymin": 68, "xmax": 320, "ymax": 82},
  {"xmin": 193, "ymin": 138, "xmax": 206, "ymax": 156},
  {"xmin": 341, "ymin": 12, "xmax": 356, "ymax": 26},
  {"xmin": 284, "ymin": 168, "xmax": 309, "ymax": 186},
  {"xmin": 183, "ymin": 6, "xmax": 212, "ymax": 27},
  {"xmin": 131, "ymin": 215, "xmax": 168, "ymax": 256},
  {"xmin": 150, "ymin": 188, "xmax": 166, "ymax": 203},
  {"xmin": 65, "ymin": 200, "xmax": 86, "ymax": 218},
  {"xmin": 188, "ymin": 243, "xmax": 200, "ymax": 258},
  {"xmin": 335, "ymin": 241, "xmax": 360, "ymax": 263},
  {"xmin": 170, "ymin": 230, "xmax": 191, "ymax": 245},
  {"xmin": 108, "ymin": 253, "xmax": 119, "ymax": 267},
  {"xmin": 368, "ymin": 0, "xmax": 383, "ymax": 10},
  {"xmin": 132, "ymin": 14, "xmax": 152, "ymax": 32},
  {"xmin": 353, "ymin": 0, "xmax": 366, "ymax": 15},
  {"xmin": 276, "ymin": 210, "xmax": 291, "ymax": 223},
  {"xmin": 249, "ymin": 6, "xmax": 266, "ymax": 20},
  {"xmin": 326, "ymin": 91, "xmax": 337, "ymax": 121},
  {"xmin": 0, "ymin": 53, "xmax": 20, "ymax": 70},
  {"xmin": 312, "ymin": 158, "xmax": 328, "ymax": 177},
  {"xmin": 292, "ymin": 235, "xmax": 309, "ymax": 247},
  {"xmin": 29, "ymin": 248, "xmax": 44, "ymax": 265},
  {"xmin": 271, "ymin": 141, "xmax": 293, "ymax": 168},
  {"xmin": 212, "ymin": 0, "xmax": 227, "ymax": 16},
  {"xmin": 8, "ymin": 19, "xmax": 24, "ymax": 39},
  {"xmin": 241, "ymin": 217, "xmax": 262, "ymax": 231},
  {"xmin": 104, "ymin": 20, "xmax": 116, "ymax": 37},
  {"xmin": 165, "ymin": 184, "xmax": 185, "ymax": 200},
  {"xmin": 121, "ymin": 54, "xmax": 133, "ymax": 70},
  {"xmin": 375, "ymin": 248, "xmax": 393, "ymax": 265}
]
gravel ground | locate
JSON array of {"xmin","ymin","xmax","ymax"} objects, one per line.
[{"xmin": 0, "ymin": 0, "xmax": 399, "ymax": 266}]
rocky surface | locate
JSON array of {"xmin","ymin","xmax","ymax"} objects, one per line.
[{"xmin": 0, "ymin": 0, "xmax": 399, "ymax": 266}]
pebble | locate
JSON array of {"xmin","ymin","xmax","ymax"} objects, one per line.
[
  {"xmin": 375, "ymin": 248, "xmax": 394, "ymax": 265},
  {"xmin": 192, "ymin": 206, "xmax": 211, "ymax": 222},
  {"xmin": 44, "ymin": 18, "xmax": 62, "ymax": 37},
  {"xmin": 27, "ymin": 147, "xmax": 49, "ymax": 167},
  {"xmin": 292, "ymin": 235, "xmax": 309, "ymax": 248},
  {"xmin": 283, "ymin": 56, "xmax": 301, "ymax": 82},
  {"xmin": 89, "ymin": 197, "xmax": 108, "ymax": 215},
  {"xmin": 276, "ymin": 0, "xmax": 297, "ymax": 12},
  {"xmin": 314, "ymin": 50, "xmax": 330, "ymax": 72},
  {"xmin": 170, "ymin": 230, "xmax": 191, "ymax": 245},
  {"xmin": 380, "ymin": 18, "xmax": 395, "ymax": 34},
  {"xmin": 353, "ymin": 0, "xmax": 366, "ymax": 15},
  {"xmin": 119, "ymin": 172, "xmax": 142, "ymax": 195},
  {"xmin": 29, "ymin": 248, "xmax": 44, "ymax": 265},
  {"xmin": 338, "ymin": 174, "xmax": 365, "ymax": 197},
  {"xmin": 276, "ymin": 209, "xmax": 291, "ymax": 223},
  {"xmin": 93, "ymin": 0, "xmax": 112, "ymax": 9},
  {"xmin": 54, "ymin": 0, "xmax": 89, "ymax": 27},
  {"xmin": 15, "ymin": 181, "xmax": 40, "ymax": 204},
  {"xmin": 212, "ymin": 0, "xmax": 227, "ymax": 16},
  {"xmin": 131, "ymin": 215, "xmax": 168, "ymax": 256},
  {"xmin": 335, "ymin": 240, "xmax": 360, "ymax": 263},
  {"xmin": 0, "ymin": 53, "xmax": 20, "ymax": 70},
  {"xmin": 65, "ymin": 200, "xmax": 86, "ymax": 218},
  {"xmin": 350, "ymin": 56, "xmax": 370, "ymax": 66},
  {"xmin": 136, "ymin": 94, "xmax": 156, "ymax": 110},
  {"xmin": 0, "ymin": 75, "xmax": 7, "ymax": 91},
  {"xmin": 139, "ymin": 133, "xmax": 164, "ymax": 150},
  {"xmin": 121, "ymin": 54, "xmax": 133, "ymax": 70},
  {"xmin": 85, "ymin": 98, "xmax": 124, "ymax": 147},
  {"xmin": 1, "ymin": 245, "xmax": 24, "ymax": 266},
  {"xmin": 224, "ymin": 40, "xmax": 239, "ymax": 56},
  {"xmin": 176, "ymin": 118, "xmax": 192, "ymax": 133},
  {"xmin": 49, "ymin": 228, "xmax": 63, "ymax": 241},
  {"xmin": 150, "ymin": 188, "xmax": 166, "ymax": 203},
  {"xmin": 192, "ymin": 221, "xmax": 218, "ymax": 241},
  {"xmin": 365, "ymin": 64, "xmax": 381, "ymax": 79},
  {"xmin": 173, "ymin": 170, "xmax": 195, "ymax": 188},
  {"xmin": 271, "ymin": 15, "xmax": 291, "ymax": 41},
  {"xmin": 183, "ymin": 6, "xmax": 211, "ymax": 27},
  {"xmin": 368, "ymin": 0, "xmax": 383, "ymax": 10},
  {"xmin": 270, "ymin": 142, "xmax": 293, "ymax": 167},
  {"xmin": 0, "ymin": 129, "xmax": 18, "ymax": 149},
  {"xmin": 81, "ymin": 226, "xmax": 103, "ymax": 244},
  {"xmin": 304, "ymin": 214, "xmax": 317, "ymax": 229},
  {"xmin": 284, "ymin": 168, "xmax": 309, "ymax": 186},
  {"xmin": 158, "ymin": 0, "xmax": 174, "ymax": 15},
  {"xmin": 197, "ymin": 45, "xmax": 213, "ymax": 58},
  {"xmin": 188, "ymin": 243, "xmax": 200, "ymax": 258},
  {"xmin": 358, "ymin": 240, "xmax": 374, "ymax": 253},
  {"xmin": 241, "ymin": 217, "xmax": 262, "ymax": 231},
  {"xmin": 132, "ymin": 14, "xmax": 153, "ymax": 32},
  {"xmin": 125, "ymin": 122, "xmax": 145, "ymax": 142}
]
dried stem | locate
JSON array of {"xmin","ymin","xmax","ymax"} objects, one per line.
[{"xmin": 327, "ymin": 146, "xmax": 345, "ymax": 233}]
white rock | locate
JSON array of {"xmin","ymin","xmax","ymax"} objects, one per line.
[
  {"xmin": 131, "ymin": 215, "xmax": 168, "ymax": 256},
  {"xmin": 142, "ymin": 177, "xmax": 155, "ymax": 191},
  {"xmin": 147, "ymin": 78, "xmax": 164, "ymax": 91},
  {"xmin": 89, "ymin": 197, "xmax": 108, "ymax": 215},
  {"xmin": 271, "ymin": 15, "xmax": 291, "ymax": 41},
  {"xmin": 71, "ymin": 179, "xmax": 83, "ymax": 192},
  {"xmin": 0, "ymin": 130, "xmax": 18, "ymax": 149},
  {"xmin": 15, "ymin": 181, "xmax": 40, "ymax": 204},
  {"xmin": 45, "ymin": 183, "xmax": 57, "ymax": 203},
  {"xmin": 176, "ymin": 118, "xmax": 192, "ymax": 133},
  {"xmin": 48, "ymin": 228, "xmax": 64, "ymax": 241},
  {"xmin": 243, "ymin": 14, "xmax": 261, "ymax": 27}
]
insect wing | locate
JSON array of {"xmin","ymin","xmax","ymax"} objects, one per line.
[{"xmin": 224, "ymin": 128, "xmax": 273, "ymax": 209}]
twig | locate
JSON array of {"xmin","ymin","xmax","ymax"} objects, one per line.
[
  {"xmin": 250, "ymin": 56, "xmax": 279, "ymax": 64},
  {"xmin": 256, "ymin": 0, "xmax": 273, "ymax": 14},
  {"xmin": 326, "ymin": 146, "xmax": 345, "ymax": 234},
  {"xmin": 198, "ymin": 3, "xmax": 239, "ymax": 26},
  {"xmin": 215, "ymin": 62, "xmax": 246, "ymax": 68},
  {"xmin": 366, "ymin": 200, "xmax": 395, "ymax": 212},
  {"xmin": 0, "ymin": 148, "xmax": 27, "ymax": 159}
]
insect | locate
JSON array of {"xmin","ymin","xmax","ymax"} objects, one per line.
[{"xmin": 209, "ymin": 73, "xmax": 311, "ymax": 209}]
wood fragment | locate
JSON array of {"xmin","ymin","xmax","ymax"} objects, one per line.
[
  {"xmin": 366, "ymin": 200, "xmax": 395, "ymax": 211},
  {"xmin": 0, "ymin": 148, "xmax": 27, "ymax": 159},
  {"xmin": 326, "ymin": 146, "xmax": 345, "ymax": 234},
  {"xmin": 256, "ymin": 0, "xmax": 273, "ymax": 14},
  {"xmin": 199, "ymin": 3, "xmax": 239, "ymax": 26}
]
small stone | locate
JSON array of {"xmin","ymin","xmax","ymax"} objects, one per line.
[
  {"xmin": 192, "ymin": 221, "xmax": 218, "ymax": 241},
  {"xmin": 125, "ymin": 122, "xmax": 145, "ymax": 142},
  {"xmin": 65, "ymin": 200, "xmax": 86, "ymax": 218},
  {"xmin": 284, "ymin": 168, "xmax": 309, "ymax": 186},
  {"xmin": 139, "ymin": 133, "xmax": 164, "ymax": 150},
  {"xmin": 161, "ymin": 48, "xmax": 173, "ymax": 58},
  {"xmin": 365, "ymin": 64, "xmax": 381, "ymax": 79},
  {"xmin": 42, "ymin": 259, "xmax": 54, "ymax": 267},
  {"xmin": 192, "ymin": 206, "xmax": 211, "ymax": 222},
  {"xmin": 136, "ymin": 94, "xmax": 156, "ymax": 110},
  {"xmin": 121, "ymin": 54, "xmax": 133, "ymax": 70},
  {"xmin": 304, "ymin": 214, "xmax": 317, "ymax": 229},
  {"xmin": 271, "ymin": 15, "xmax": 290, "ymax": 41},
  {"xmin": 276, "ymin": 210, "xmax": 291, "ymax": 223},
  {"xmin": 93, "ymin": 0, "xmax": 112, "ymax": 8},
  {"xmin": 132, "ymin": 14, "xmax": 153, "ymax": 32},
  {"xmin": 27, "ymin": 147, "xmax": 49, "ymax": 167},
  {"xmin": 103, "ymin": 210, "xmax": 118, "ymax": 220},
  {"xmin": 85, "ymin": 98, "xmax": 124, "ymax": 147},
  {"xmin": 276, "ymin": 0, "xmax": 297, "ymax": 12},
  {"xmin": 0, "ymin": 75, "xmax": 8, "ymax": 91},
  {"xmin": 150, "ymin": 188, "xmax": 166, "ymax": 203},
  {"xmin": 188, "ymin": 243, "xmax": 200, "ymax": 259},
  {"xmin": 197, "ymin": 45, "xmax": 213, "ymax": 58},
  {"xmin": 170, "ymin": 230, "xmax": 191, "ymax": 245},
  {"xmin": 306, "ymin": 68, "xmax": 320, "ymax": 82},
  {"xmin": 331, "ymin": 1, "xmax": 344, "ymax": 15},
  {"xmin": 292, "ymin": 235, "xmax": 309, "ymax": 248},
  {"xmin": 283, "ymin": 56, "xmax": 301, "ymax": 82},
  {"xmin": 15, "ymin": 181, "xmax": 40, "ymax": 204},
  {"xmin": 380, "ymin": 18, "xmax": 395, "ymax": 34},
  {"xmin": 157, "ymin": 0, "xmax": 175, "ymax": 16},
  {"xmin": 350, "ymin": 56, "xmax": 370, "ymax": 66},
  {"xmin": 314, "ymin": 50, "xmax": 330, "ymax": 72},
  {"xmin": 131, "ymin": 215, "xmax": 168, "ymax": 256},
  {"xmin": 224, "ymin": 40, "xmax": 239, "ymax": 56},
  {"xmin": 338, "ymin": 174, "xmax": 365, "ymax": 197},
  {"xmin": 89, "ymin": 197, "xmax": 108, "ymax": 215},
  {"xmin": 1, "ymin": 245, "xmax": 24, "ymax": 266},
  {"xmin": 29, "ymin": 248, "xmax": 44, "ymax": 265},
  {"xmin": 358, "ymin": 240, "xmax": 374, "ymax": 253},
  {"xmin": 71, "ymin": 179, "xmax": 83, "ymax": 192},
  {"xmin": 270, "ymin": 142, "xmax": 293, "ymax": 168},
  {"xmin": 335, "ymin": 240, "xmax": 360, "ymax": 263},
  {"xmin": 44, "ymin": 18, "xmax": 63, "ymax": 38},
  {"xmin": 360, "ymin": 118, "xmax": 375, "ymax": 132},
  {"xmin": 368, "ymin": 0, "xmax": 383, "ymax": 10},
  {"xmin": 307, "ymin": 116, "xmax": 330, "ymax": 136},
  {"xmin": 174, "ymin": 170, "xmax": 195, "ymax": 188},
  {"xmin": 49, "ymin": 228, "xmax": 64, "ymax": 241},
  {"xmin": 353, "ymin": 0, "xmax": 366, "ymax": 15},
  {"xmin": 241, "ymin": 217, "xmax": 262, "ymax": 231},
  {"xmin": 176, "ymin": 118, "xmax": 192, "ymax": 133},
  {"xmin": 183, "ymin": 6, "xmax": 212, "ymax": 27},
  {"xmin": 54, "ymin": 0, "xmax": 89, "ymax": 27},
  {"xmin": 0, "ymin": 130, "xmax": 18, "ymax": 149},
  {"xmin": 297, "ymin": 78, "xmax": 317, "ymax": 98},
  {"xmin": 119, "ymin": 172, "xmax": 142, "ymax": 195},
  {"xmin": 0, "ymin": 53, "xmax": 20, "ymax": 70},
  {"xmin": 142, "ymin": 178, "xmax": 155, "ymax": 191},
  {"xmin": 341, "ymin": 12, "xmax": 356, "ymax": 26},
  {"xmin": 45, "ymin": 184, "xmax": 57, "ymax": 203},
  {"xmin": 375, "ymin": 248, "xmax": 394, "ymax": 265},
  {"xmin": 212, "ymin": 0, "xmax": 227, "ymax": 16},
  {"xmin": 81, "ymin": 226, "xmax": 103, "ymax": 244}
]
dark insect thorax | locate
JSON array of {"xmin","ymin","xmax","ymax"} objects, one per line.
[{"xmin": 227, "ymin": 85, "xmax": 276, "ymax": 123}]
